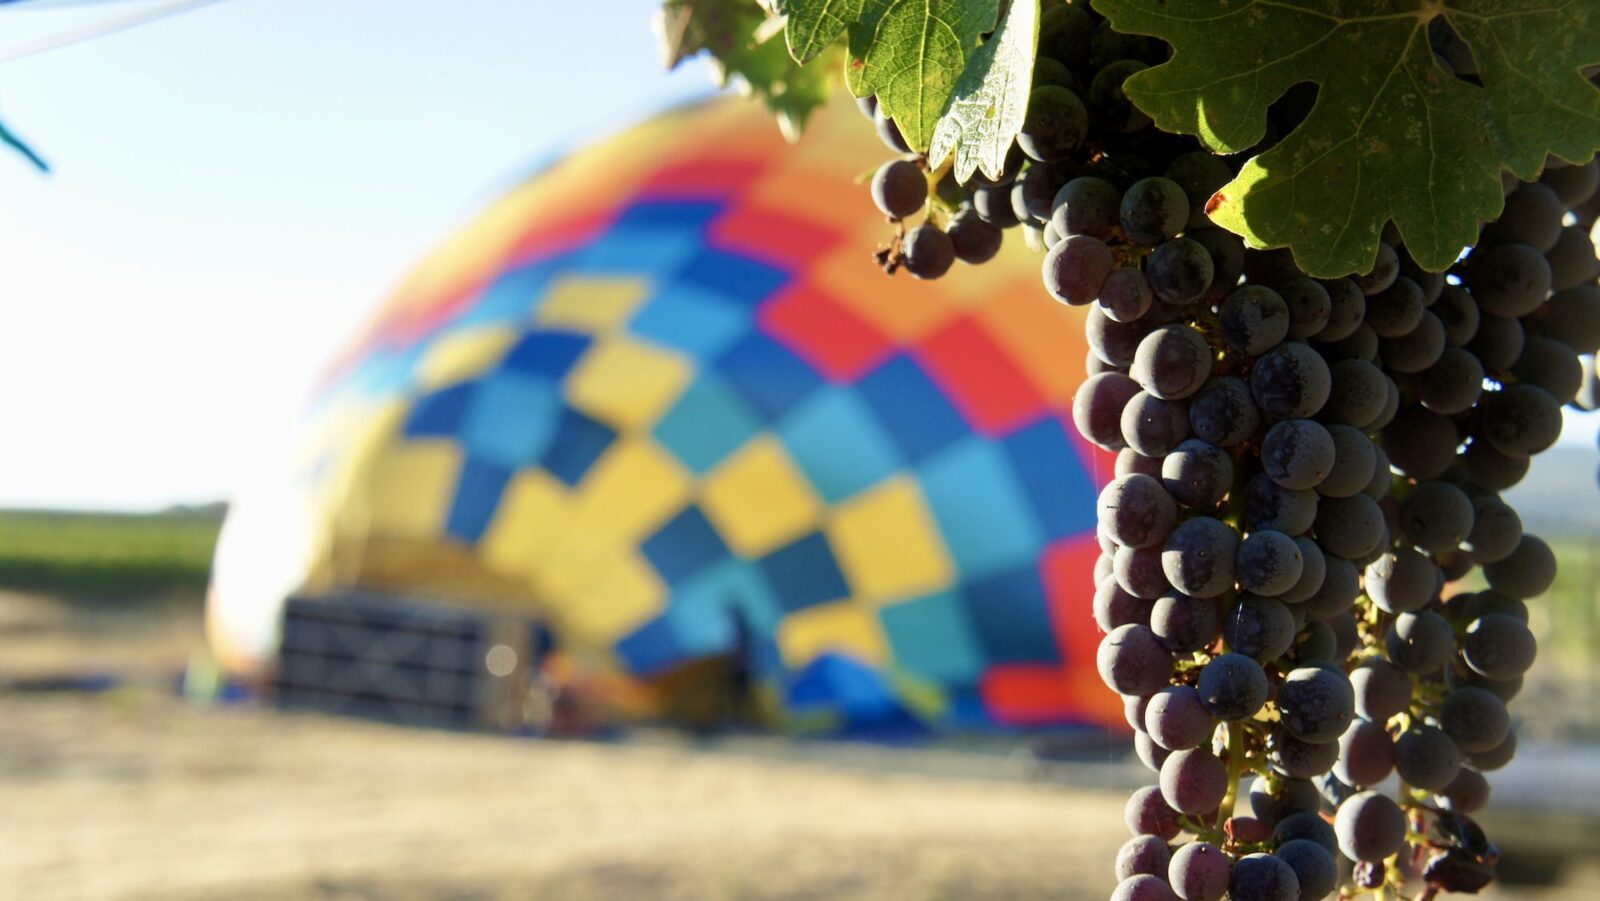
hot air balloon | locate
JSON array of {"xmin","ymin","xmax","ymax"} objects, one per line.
[{"xmin": 207, "ymin": 95, "xmax": 1117, "ymax": 735}]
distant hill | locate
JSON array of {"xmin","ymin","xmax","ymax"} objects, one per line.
[{"xmin": 1504, "ymin": 447, "xmax": 1600, "ymax": 537}]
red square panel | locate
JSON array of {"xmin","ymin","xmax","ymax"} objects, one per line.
[
  {"xmin": 711, "ymin": 202, "xmax": 841, "ymax": 269},
  {"xmin": 759, "ymin": 283, "xmax": 895, "ymax": 382},
  {"xmin": 914, "ymin": 316, "xmax": 1048, "ymax": 435}
]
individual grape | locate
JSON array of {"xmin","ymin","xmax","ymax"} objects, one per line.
[
  {"xmin": 1449, "ymin": 589, "xmax": 1530, "ymax": 625},
  {"xmin": 1351, "ymin": 659, "xmax": 1413, "ymax": 722},
  {"xmin": 1470, "ymin": 313, "xmax": 1526, "ymax": 372},
  {"xmin": 1440, "ymin": 686, "xmax": 1511, "ymax": 753},
  {"xmin": 1117, "ymin": 544, "xmax": 1174, "ymax": 601},
  {"xmin": 1121, "ymin": 176, "xmax": 1190, "ymax": 245},
  {"xmin": 1188, "ymin": 227, "xmax": 1246, "ymax": 298},
  {"xmin": 1223, "ymin": 595, "xmax": 1297, "ymax": 663},
  {"xmin": 1319, "ymin": 321, "xmax": 1379, "ymax": 364},
  {"xmin": 1387, "ymin": 610, "xmax": 1455, "ymax": 674},
  {"xmin": 1089, "ymin": 305, "xmax": 1151, "ymax": 367},
  {"xmin": 1318, "ymin": 424, "xmax": 1375, "ymax": 498},
  {"xmin": 1272, "ymin": 731, "xmax": 1340, "ymax": 779},
  {"xmin": 1218, "ymin": 285, "xmax": 1291, "ymax": 354},
  {"xmin": 1323, "ymin": 358, "xmax": 1388, "ymax": 428},
  {"xmin": 1365, "ymin": 548, "xmax": 1439, "ymax": 614},
  {"xmin": 1334, "ymin": 791, "xmax": 1407, "ymax": 862},
  {"xmin": 1420, "ymin": 346, "xmax": 1484, "ymax": 414},
  {"xmin": 1132, "ymin": 325, "xmax": 1214, "ymax": 399},
  {"xmin": 1042, "ymin": 234, "xmax": 1115, "ymax": 304},
  {"xmin": 1541, "ymin": 157, "xmax": 1600, "ymax": 205},
  {"xmin": 1299, "ymin": 555, "xmax": 1360, "ymax": 621},
  {"xmin": 1481, "ymin": 183, "xmax": 1564, "ymax": 252},
  {"xmin": 1168, "ymin": 841, "xmax": 1231, "ymax": 901},
  {"xmin": 1198, "ymin": 652, "xmax": 1269, "ymax": 720},
  {"xmin": 1099, "ymin": 623, "xmax": 1175, "ymax": 697},
  {"xmin": 1125, "ymin": 691, "xmax": 1153, "ymax": 732},
  {"xmin": 1100, "ymin": 267, "xmax": 1156, "ymax": 322},
  {"xmin": 1381, "ymin": 405, "xmax": 1460, "ymax": 480},
  {"xmin": 1481, "ymin": 383, "xmax": 1562, "ymax": 457},
  {"xmin": 1462, "ymin": 438, "xmax": 1530, "ymax": 491},
  {"xmin": 1352, "ymin": 243, "xmax": 1400, "ymax": 295},
  {"xmin": 1316, "ymin": 278, "xmax": 1366, "ymax": 341},
  {"xmin": 1312, "ymin": 494, "xmax": 1383, "ymax": 560},
  {"xmin": 1126, "ymin": 784, "xmax": 1182, "ymax": 839},
  {"xmin": 1243, "ymin": 474, "xmax": 1318, "ymax": 536},
  {"xmin": 874, "ymin": 106, "xmax": 911, "ymax": 153},
  {"xmin": 1439, "ymin": 767, "xmax": 1491, "ymax": 814},
  {"xmin": 1463, "ymin": 495, "xmax": 1522, "ymax": 564},
  {"xmin": 1369, "ymin": 372, "xmax": 1401, "ymax": 432},
  {"xmin": 1328, "ymin": 610, "xmax": 1361, "ymax": 660},
  {"xmin": 1189, "ymin": 376, "xmax": 1261, "ymax": 447},
  {"xmin": 1147, "ymin": 237, "xmax": 1216, "ymax": 304},
  {"xmin": 1229, "ymin": 853, "xmax": 1300, "ymax": 901},
  {"xmin": 1050, "ymin": 175, "xmax": 1120, "ymax": 240},
  {"xmin": 1137, "ymin": 730, "xmax": 1173, "ymax": 773},
  {"xmin": 1123, "ymin": 391, "xmax": 1192, "ymax": 457},
  {"xmin": 1279, "ymin": 537, "xmax": 1327, "ymax": 605},
  {"xmin": 1236, "ymin": 530, "xmax": 1305, "ymax": 597},
  {"xmin": 1162, "ymin": 439, "xmax": 1233, "ymax": 509},
  {"xmin": 1146, "ymin": 685, "xmax": 1216, "ymax": 752},
  {"xmin": 1251, "ymin": 342, "xmax": 1332, "ymax": 419},
  {"xmin": 1434, "ymin": 284, "xmax": 1481, "ymax": 347},
  {"xmin": 1113, "ymin": 874, "xmax": 1179, "ymax": 901},
  {"xmin": 1272, "ymin": 811, "xmax": 1338, "ymax": 855},
  {"xmin": 1544, "ymin": 224, "xmax": 1599, "ymax": 291},
  {"xmin": 1394, "ymin": 724, "xmax": 1463, "ymax": 791},
  {"xmin": 856, "ymin": 94, "xmax": 877, "ymax": 121},
  {"xmin": 945, "ymin": 207, "xmax": 1003, "ymax": 264},
  {"xmin": 1288, "ymin": 619, "xmax": 1337, "ymax": 664},
  {"xmin": 871, "ymin": 160, "xmax": 926, "ymax": 219},
  {"xmin": 1361, "ymin": 445, "xmax": 1391, "ymax": 502},
  {"xmin": 1117, "ymin": 834, "xmax": 1173, "ymax": 881},
  {"xmin": 1464, "ymin": 729, "xmax": 1517, "ymax": 772},
  {"xmin": 1075, "ymin": 372, "xmax": 1142, "ymax": 449},
  {"xmin": 1335, "ymin": 719, "xmax": 1396, "ymax": 787},
  {"xmin": 1279, "ymin": 278, "xmax": 1332, "ymax": 340},
  {"xmin": 1538, "ymin": 285, "xmax": 1600, "ymax": 354},
  {"xmin": 1161, "ymin": 747, "xmax": 1229, "ymax": 814},
  {"xmin": 1151, "ymin": 592, "xmax": 1221, "ymax": 654},
  {"xmin": 1262, "ymin": 419, "xmax": 1335, "ymax": 491},
  {"xmin": 1462, "ymin": 613, "xmax": 1538, "ymax": 680},
  {"xmin": 973, "ymin": 182, "xmax": 1021, "ymax": 228},
  {"xmin": 1278, "ymin": 666, "xmax": 1356, "ymax": 743},
  {"xmin": 1380, "ymin": 310, "xmax": 1445, "ymax": 373},
  {"xmin": 1096, "ymin": 578, "xmax": 1155, "ymax": 632},
  {"xmin": 1366, "ymin": 277, "xmax": 1425, "ymax": 338},
  {"xmin": 1250, "ymin": 777, "xmax": 1321, "ymax": 829},
  {"xmin": 1100, "ymin": 473, "xmax": 1179, "ymax": 549},
  {"xmin": 902, "ymin": 224, "xmax": 955, "ymax": 279},
  {"xmin": 1017, "ymin": 85, "xmax": 1088, "ymax": 162},
  {"xmin": 1163, "ymin": 516, "xmax": 1240, "ymax": 598},
  {"xmin": 1096, "ymin": 552, "xmax": 1117, "ymax": 585},
  {"xmin": 1013, "ymin": 162, "xmax": 1067, "ymax": 223},
  {"xmin": 1399, "ymin": 481, "xmax": 1474, "ymax": 553},
  {"xmin": 1118, "ymin": 447, "xmax": 1165, "ymax": 478},
  {"xmin": 1275, "ymin": 839, "xmax": 1338, "ymax": 901},
  {"xmin": 1511, "ymin": 336, "xmax": 1583, "ymax": 404},
  {"xmin": 1164, "ymin": 151, "xmax": 1230, "ymax": 229}
]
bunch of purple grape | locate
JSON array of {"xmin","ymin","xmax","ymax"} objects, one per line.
[{"xmin": 860, "ymin": 4, "xmax": 1600, "ymax": 899}]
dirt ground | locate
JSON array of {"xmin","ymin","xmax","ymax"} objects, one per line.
[{"xmin": 0, "ymin": 594, "xmax": 1591, "ymax": 900}]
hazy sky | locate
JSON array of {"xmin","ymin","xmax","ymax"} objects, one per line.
[{"xmin": 0, "ymin": 1, "xmax": 1594, "ymax": 511}]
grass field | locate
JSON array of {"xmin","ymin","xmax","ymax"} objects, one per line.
[{"xmin": 0, "ymin": 506, "xmax": 223, "ymax": 600}]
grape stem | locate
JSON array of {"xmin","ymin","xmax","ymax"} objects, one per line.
[{"xmin": 1218, "ymin": 720, "xmax": 1248, "ymax": 824}]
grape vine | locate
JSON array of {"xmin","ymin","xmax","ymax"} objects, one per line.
[{"xmin": 663, "ymin": 0, "xmax": 1600, "ymax": 898}]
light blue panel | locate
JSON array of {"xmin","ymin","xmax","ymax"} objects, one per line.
[
  {"xmin": 628, "ymin": 283, "xmax": 750, "ymax": 361},
  {"xmin": 918, "ymin": 436, "xmax": 1044, "ymax": 580},
  {"xmin": 458, "ymin": 372, "xmax": 560, "ymax": 468},
  {"xmin": 775, "ymin": 388, "xmax": 902, "ymax": 503},
  {"xmin": 878, "ymin": 591, "xmax": 985, "ymax": 684},
  {"xmin": 651, "ymin": 373, "xmax": 763, "ymax": 474}
]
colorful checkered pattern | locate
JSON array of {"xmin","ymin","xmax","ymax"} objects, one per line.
[{"xmin": 210, "ymin": 95, "xmax": 1123, "ymax": 732}]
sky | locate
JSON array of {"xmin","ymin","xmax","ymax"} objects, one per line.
[{"xmin": 0, "ymin": 1, "xmax": 1595, "ymax": 511}]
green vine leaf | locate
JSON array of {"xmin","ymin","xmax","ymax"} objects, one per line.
[
  {"xmin": 852, "ymin": 0, "xmax": 999, "ymax": 152},
  {"xmin": 776, "ymin": 0, "xmax": 866, "ymax": 63},
  {"xmin": 928, "ymin": 0, "xmax": 1038, "ymax": 182},
  {"xmin": 1093, "ymin": 0, "xmax": 1600, "ymax": 278}
]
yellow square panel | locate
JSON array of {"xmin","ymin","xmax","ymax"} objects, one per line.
[
  {"xmin": 415, "ymin": 326, "xmax": 521, "ymax": 390},
  {"xmin": 537, "ymin": 274, "xmax": 653, "ymax": 333},
  {"xmin": 700, "ymin": 436, "xmax": 821, "ymax": 558},
  {"xmin": 564, "ymin": 336, "xmax": 694, "ymax": 430},
  {"xmin": 550, "ymin": 547, "xmax": 667, "ymax": 648},
  {"xmin": 826, "ymin": 476, "xmax": 953, "ymax": 605},
  {"xmin": 565, "ymin": 439, "xmax": 692, "ymax": 545},
  {"xmin": 777, "ymin": 601, "xmax": 889, "ymax": 668},
  {"xmin": 363, "ymin": 439, "xmax": 461, "ymax": 541},
  {"xmin": 478, "ymin": 469, "xmax": 570, "ymax": 583}
]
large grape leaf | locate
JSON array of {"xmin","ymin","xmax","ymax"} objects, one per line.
[
  {"xmin": 1094, "ymin": 0, "xmax": 1600, "ymax": 278},
  {"xmin": 851, "ymin": 0, "xmax": 999, "ymax": 151},
  {"xmin": 927, "ymin": 0, "xmax": 1037, "ymax": 182},
  {"xmin": 775, "ymin": 0, "xmax": 865, "ymax": 63}
]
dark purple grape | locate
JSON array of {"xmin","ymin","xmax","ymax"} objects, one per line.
[
  {"xmin": 1162, "ymin": 516, "xmax": 1240, "ymax": 598},
  {"xmin": 1440, "ymin": 686, "xmax": 1511, "ymax": 753},
  {"xmin": 1118, "ymin": 834, "xmax": 1174, "ymax": 881},
  {"xmin": 1132, "ymin": 325, "xmax": 1213, "ymax": 400},
  {"xmin": 1043, "ymin": 234, "xmax": 1115, "ymax": 304},
  {"xmin": 1151, "ymin": 592, "xmax": 1221, "ymax": 654},
  {"xmin": 1462, "ymin": 613, "xmax": 1537, "ymax": 680},
  {"xmin": 1394, "ymin": 724, "xmax": 1462, "ymax": 791},
  {"xmin": 946, "ymin": 207, "xmax": 1003, "ymax": 264},
  {"xmin": 1113, "ymin": 874, "xmax": 1180, "ymax": 901},
  {"xmin": 1121, "ymin": 176, "xmax": 1190, "ymax": 245},
  {"xmin": 1262, "ymin": 419, "xmax": 1334, "ymax": 491},
  {"xmin": 1236, "ymin": 530, "xmax": 1304, "ymax": 597},
  {"xmin": 1051, "ymin": 175, "xmax": 1121, "ymax": 240},
  {"xmin": 1197, "ymin": 652, "xmax": 1269, "ymax": 720},
  {"xmin": 1126, "ymin": 784, "xmax": 1182, "ymax": 839},
  {"xmin": 1168, "ymin": 841, "xmax": 1231, "ymax": 901},
  {"xmin": 1228, "ymin": 853, "xmax": 1300, "ymax": 901},
  {"xmin": 1188, "ymin": 376, "xmax": 1260, "ymax": 447},
  {"xmin": 1386, "ymin": 610, "xmax": 1455, "ymax": 674},
  {"xmin": 1275, "ymin": 840, "xmax": 1337, "ymax": 901},
  {"xmin": 1161, "ymin": 439, "xmax": 1233, "ymax": 509},
  {"xmin": 1123, "ymin": 390, "xmax": 1192, "ymax": 456},
  {"xmin": 1365, "ymin": 547, "xmax": 1439, "ymax": 614},
  {"xmin": 1315, "ymin": 278, "xmax": 1366, "ymax": 341},
  {"xmin": 1160, "ymin": 748, "xmax": 1229, "ymax": 814},
  {"xmin": 1099, "ymin": 623, "xmax": 1175, "ymax": 696},
  {"xmin": 1277, "ymin": 666, "xmax": 1355, "ymax": 743},
  {"xmin": 1350, "ymin": 659, "xmax": 1412, "ymax": 722},
  {"xmin": 1146, "ymin": 685, "xmax": 1217, "ymax": 751},
  {"xmin": 1334, "ymin": 791, "xmax": 1407, "ymax": 862},
  {"xmin": 1100, "ymin": 267, "xmax": 1156, "ymax": 322},
  {"xmin": 902, "ymin": 224, "xmax": 954, "ymax": 279},
  {"xmin": 1335, "ymin": 719, "xmax": 1396, "ymax": 788},
  {"xmin": 871, "ymin": 160, "xmax": 927, "ymax": 219},
  {"xmin": 1219, "ymin": 285, "xmax": 1290, "ymax": 354},
  {"xmin": 1017, "ymin": 85, "xmax": 1088, "ymax": 162},
  {"xmin": 1250, "ymin": 342, "xmax": 1332, "ymax": 419},
  {"xmin": 1352, "ymin": 243, "xmax": 1400, "ymax": 295},
  {"xmin": 1074, "ymin": 372, "xmax": 1141, "ymax": 449}
]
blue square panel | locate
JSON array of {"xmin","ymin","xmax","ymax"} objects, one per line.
[
  {"xmin": 404, "ymin": 382, "xmax": 475, "ymax": 438},
  {"xmin": 459, "ymin": 373, "xmax": 560, "ymax": 468},
  {"xmin": 500, "ymin": 329, "xmax": 591, "ymax": 381},
  {"xmin": 541, "ymin": 406, "xmax": 616, "ymax": 486},
  {"xmin": 758, "ymin": 531, "xmax": 849, "ymax": 614},
  {"xmin": 856, "ymin": 355, "xmax": 969, "ymax": 462},
  {"xmin": 612, "ymin": 199, "xmax": 723, "ymax": 231},
  {"xmin": 566, "ymin": 227, "xmax": 704, "ymax": 275},
  {"xmin": 641, "ymin": 505, "xmax": 729, "ymax": 585},
  {"xmin": 456, "ymin": 262, "xmax": 556, "ymax": 328},
  {"xmin": 614, "ymin": 616, "xmax": 686, "ymax": 677},
  {"xmin": 445, "ymin": 456, "xmax": 511, "ymax": 544},
  {"xmin": 960, "ymin": 567, "xmax": 1059, "ymax": 665},
  {"xmin": 713, "ymin": 332, "xmax": 825, "ymax": 422},
  {"xmin": 673, "ymin": 558, "xmax": 783, "ymax": 638},
  {"xmin": 651, "ymin": 372, "xmax": 762, "ymax": 473},
  {"xmin": 628, "ymin": 284, "xmax": 749, "ymax": 360},
  {"xmin": 879, "ymin": 591, "xmax": 985, "ymax": 684},
  {"xmin": 676, "ymin": 247, "xmax": 790, "ymax": 306},
  {"xmin": 775, "ymin": 388, "xmax": 902, "ymax": 503},
  {"xmin": 1000, "ymin": 415, "xmax": 1101, "ymax": 541},
  {"xmin": 919, "ymin": 437, "xmax": 1044, "ymax": 580}
]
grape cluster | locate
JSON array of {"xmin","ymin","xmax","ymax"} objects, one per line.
[{"xmin": 858, "ymin": 4, "xmax": 1597, "ymax": 899}]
